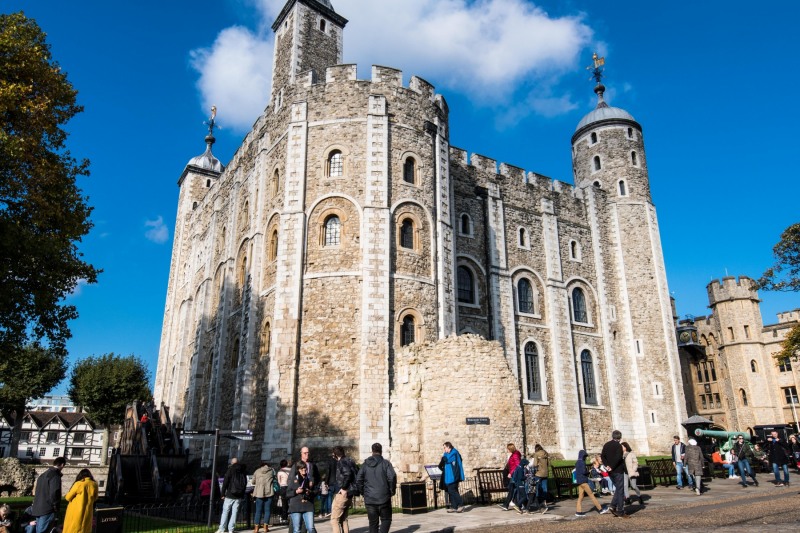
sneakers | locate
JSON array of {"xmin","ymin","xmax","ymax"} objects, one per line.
[
  {"xmin": 516, "ymin": 505, "xmax": 524, "ymax": 515},
  {"xmin": 497, "ymin": 504, "xmax": 509, "ymax": 511},
  {"xmin": 676, "ymin": 486, "xmax": 683, "ymax": 490},
  {"xmin": 575, "ymin": 512, "xmax": 586, "ymax": 518},
  {"xmin": 776, "ymin": 482, "xmax": 785, "ymax": 487},
  {"xmin": 540, "ymin": 506, "xmax": 549, "ymax": 514},
  {"xmin": 754, "ymin": 479, "xmax": 760, "ymax": 486},
  {"xmin": 599, "ymin": 506, "xmax": 611, "ymax": 515},
  {"xmin": 456, "ymin": 506, "xmax": 465, "ymax": 513}
]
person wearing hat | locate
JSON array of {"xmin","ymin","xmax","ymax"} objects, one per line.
[{"xmin": 684, "ymin": 439, "xmax": 704, "ymax": 495}]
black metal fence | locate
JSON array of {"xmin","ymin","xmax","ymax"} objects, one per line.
[{"xmin": 115, "ymin": 478, "xmax": 484, "ymax": 533}]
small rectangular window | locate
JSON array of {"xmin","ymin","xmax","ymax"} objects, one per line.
[
  {"xmin": 744, "ymin": 325, "xmax": 750, "ymax": 339},
  {"xmin": 72, "ymin": 432, "xmax": 86, "ymax": 444},
  {"xmin": 784, "ymin": 387, "xmax": 798, "ymax": 405},
  {"xmin": 700, "ymin": 395, "xmax": 707, "ymax": 409},
  {"xmin": 53, "ymin": 448, "xmax": 60, "ymax": 457},
  {"xmin": 26, "ymin": 447, "xmax": 33, "ymax": 457},
  {"xmin": 71, "ymin": 448, "xmax": 85, "ymax": 458},
  {"xmin": 39, "ymin": 447, "xmax": 46, "ymax": 457},
  {"xmin": 20, "ymin": 431, "xmax": 31, "ymax": 442},
  {"xmin": 634, "ymin": 339, "xmax": 643, "ymax": 356},
  {"xmin": 780, "ymin": 359, "xmax": 793, "ymax": 372},
  {"xmin": 46, "ymin": 431, "xmax": 58, "ymax": 443},
  {"xmin": 728, "ymin": 327, "xmax": 735, "ymax": 341}
]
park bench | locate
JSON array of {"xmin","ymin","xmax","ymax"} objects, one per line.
[
  {"xmin": 551, "ymin": 465, "xmax": 578, "ymax": 498},
  {"xmin": 645, "ymin": 458, "xmax": 677, "ymax": 486},
  {"xmin": 474, "ymin": 468, "xmax": 507, "ymax": 503}
]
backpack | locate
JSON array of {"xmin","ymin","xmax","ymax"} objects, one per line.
[
  {"xmin": 271, "ymin": 469, "xmax": 280, "ymax": 494},
  {"xmin": 229, "ymin": 469, "xmax": 247, "ymax": 495}
]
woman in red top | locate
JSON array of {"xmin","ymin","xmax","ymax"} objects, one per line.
[{"xmin": 498, "ymin": 443, "xmax": 522, "ymax": 510}]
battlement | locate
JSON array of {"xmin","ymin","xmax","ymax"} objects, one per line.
[
  {"xmin": 707, "ymin": 275, "xmax": 759, "ymax": 304},
  {"xmin": 315, "ymin": 64, "xmax": 439, "ymax": 103},
  {"xmin": 449, "ymin": 146, "xmax": 579, "ymax": 198},
  {"xmin": 777, "ymin": 309, "xmax": 800, "ymax": 324}
]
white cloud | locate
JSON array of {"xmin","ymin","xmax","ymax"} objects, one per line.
[
  {"xmin": 69, "ymin": 278, "xmax": 89, "ymax": 298},
  {"xmin": 192, "ymin": 0, "xmax": 594, "ymax": 131},
  {"xmin": 145, "ymin": 216, "xmax": 169, "ymax": 244}
]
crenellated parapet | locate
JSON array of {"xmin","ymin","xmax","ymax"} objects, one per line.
[{"xmin": 707, "ymin": 276, "xmax": 760, "ymax": 305}]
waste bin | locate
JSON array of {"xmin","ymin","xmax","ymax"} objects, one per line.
[
  {"xmin": 400, "ymin": 481, "xmax": 428, "ymax": 514},
  {"xmin": 94, "ymin": 506, "xmax": 124, "ymax": 533},
  {"xmin": 637, "ymin": 465, "xmax": 653, "ymax": 488}
]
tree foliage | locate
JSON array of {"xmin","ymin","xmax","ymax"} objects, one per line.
[
  {"xmin": 68, "ymin": 353, "xmax": 152, "ymax": 426},
  {"xmin": 0, "ymin": 12, "xmax": 99, "ymax": 360},
  {"xmin": 0, "ymin": 344, "xmax": 67, "ymax": 455},
  {"xmin": 757, "ymin": 223, "xmax": 800, "ymax": 362},
  {"xmin": 757, "ymin": 223, "xmax": 800, "ymax": 293}
]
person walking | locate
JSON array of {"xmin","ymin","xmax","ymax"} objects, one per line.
[
  {"xmin": 252, "ymin": 460, "xmax": 276, "ymax": 533},
  {"xmin": 217, "ymin": 458, "xmax": 248, "ymax": 533},
  {"xmin": 767, "ymin": 430, "xmax": 791, "ymax": 486},
  {"xmin": 287, "ymin": 462, "xmax": 315, "ymax": 533},
  {"xmin": 601, "ymin": 430, "xmax": 628, "ymax": 518},
  {"xmin": 498, "ymin": 443, "xmax": 522, "ymax": 511},
  {"xmin": 63, "ymin": 469, "xmax": 98, "ymax": 533},
  {"xmin": 732, "ymin": 435, "xmax": 759, "ymax": 487},
  {"xmin": 531, "ymin": 444, "xmax": 550, "ymax": 513},
  {"xmin": 30, "ymin": 456, "xmax": 66, "ymax": 533},
  {"xmin": 330, "ymin": 446, "xmax": 357, "ymax": 533},
  {"xmin": 574, "ymin": 450, "xmax": 607, "ymax": 517},
  {"xmin": 356, "ymin": 443, "xmax": 396, "ymax": 533},
  {"xmin": 621, "ymin": 442, "xmax": 643, "ymax": 506},
  {"xmin": 685, "ymin": 439, "xmax": 704, "ymax": 495},
  {"xmin": 277, "ymin": 460, "xmax": 291, "ymax": 523},
  {"xmin": 441, "ymin": 442, "xmax": 465, "ymax": 513},
  {"xmin": 670, "ymin": 436, "xmax": 691, "ymax": 490}
]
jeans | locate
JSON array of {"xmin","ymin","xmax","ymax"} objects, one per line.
[
  {"xmin": 445, "ymin": 481, "xmax": 462, "ymax": 509},
  {"xmin": 534, "ymin": 477, "xmax": 548, "ymax": 505},
  {"xmin": 254, "ymin": 496, "xmax": 272, "ymax": 526},
  {"xmin": 773, "ymin": 462, "xmax": 790, "ymax": 484},
  {"xmin": 34, "ymin": 514, "xmax": 54, "ymax": 533},
  {"xmin": 319, "ymin": 492, "xmax": 332, "ymax": 514},
  {"xmin": 290, "ymin": 511, "xmax": 314, "ymax": 533},
  {"xmin": 218, "ymin": 497, "xmax": 241, "ymax": 533},
  {"xmin": 502, "ymin": 481, "xmax": 516, "ymax": 508},
  {"xmin": 674, "ymin": 462, "xmax": 693, "ymax": 488},
  {"xmin": 365, "ymin": 502, "xmax": 392, "ymax": 533},
  {"xmin": 737, "ymin": 458, "xmax": 756, "ymax": 485},
  {"xmin": 610, "ymin": 473, "xmax": 625, "ymax": 512}
]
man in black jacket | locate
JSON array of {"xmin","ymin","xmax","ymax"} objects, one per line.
[
  {"xmin": 601, "ymin": 430, "xmax": 628, "ymax": 518},
  {"xmin": 31, "ymin": 457, "xmax": 65, "ymax": 533},
  {"xmin": 330, "ymin": 446, "xmax": 357, "ymax": 533},
  {"xmin": 767, "ymin": 430, "xmax": 791, "ymax": 486},
  {"xmin": 356, "ymin": 443, "xmax": 396, "ymax": 533},
  {"xmin": 217, "ymin": 458, "xmax": 247, "ymax": 533}
]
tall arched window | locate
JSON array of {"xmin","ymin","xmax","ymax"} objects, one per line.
[
  {"xmin": 581, "ymin": 349, "xmax": 597, "ymax": 405},
  {"xmin": 238, "ymin": 256, "xmax": 248, "ymax": 287},
  {"xmin": 401, "ymin": 315, "xmax": 415, "ymax": 346},
  {"xmin": 572, "ymin": 287, "xmax": 588, "ymax": 323},
  {"xmin": 400, "ymin": 219, "xmax": 414, "ymax": 249},
  {"xmin": 230, "ymin": 338, "xmax": 240, "ymax": 369},
  {"xmin": 631, "ymin": 151, "xmax": 638, "ymax": 166},
  {"xmin": 319, "ymin": 19, "xmax": 326, "ymax": 32},
  {"xmin": 457, "ymin": 266, "xmax": 475, "ymax": 304},
  {"xmin": 460, "ymin": 214, "xmax": 471, "ymax": 235},
  {"xmin": 271, "ymin": 170, "xmax": 280, "ymax": 197},
  {"xmin": 593, "ymin": 156, "xmax": 601, "ymax": 171},
  {"xmin": 619, "ymin": 180, "xmax": 627, "ymax": 196},
  {"xmin": 590, "ymin": 132, "xmax": 597, "ymax": 144},
  {"xmin": 403, "ymin": 158, "xmax": 416, "ymax": 184},
  {"xmin": 750, "ymin": 360, "xmax": 758, "ymax": 373},
  {"xmin": 268, "ymin": 230, "xmax": 278, "ymax": 261},
  {"xmin": 327, "ymin": 150, "xmax": 343, "ymax": 177},
  {"xmin": 570, "ymin": 240, "xmax": 581, "ymax": 260},
  {"xmin": 740, "ymin": 389, "xmax": 748, "ymax": 406},
  {"xmin": 517, "ymin": 279, "xmax": 534, "ymax": 314},
  {"xmin": 525, "ymin": 342, "xmax": 542, "ymax": 401},
  {"xmin": 324, "ymin": 215, "xmax": 341, "ymax": 246},
  {"xmin": 518, "ymin": 227, "xmax": 527, "ymax": 247},
  {"xmin": 260, "ymin": 322, "xmax": 271, "ymax": 358}
]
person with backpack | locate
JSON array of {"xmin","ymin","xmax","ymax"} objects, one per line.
[
  {"xmin": 330, "ymin": 446, "xmax": 357, "ymax": 533},
  {"xmin": 217, "ymin": 458, "xmax": 248, "ymax": 533},
  {"xmin": 574, "ymin": 450, "xmax": 607, "ymax": 517},
  {"xmin": 252, "ymin": 460, "xmax": 277, "ymax": 533}
]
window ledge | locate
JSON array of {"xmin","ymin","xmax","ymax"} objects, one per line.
[
  {"xmin": 517, "ymin": 312, "xmax": 542, "ymax": 320},
  {"xmin": 523, "ymin": 400, "xmax": 550, "ymax": 406},
  {"xmin": 580, "ymin": 403, "xmax": 605, "ymax": 410},
  {"xmin": 458, "ymin": 302, "xmax": 481, "ymax": 310}
]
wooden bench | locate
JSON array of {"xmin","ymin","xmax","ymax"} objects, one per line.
[
  {"xmin": 551, "ymin": 465, "xmax": 578, "ymax": 498},
  {"xmin": 645, "ymin": 458, "xmax": 677, "ymax": 486},
  {"xmin": 474, "ymin": 468, "xmax": 507, "ymax": 503}
]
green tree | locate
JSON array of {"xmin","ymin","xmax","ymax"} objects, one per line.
[
  {"xmin": 757, "ymin": 222, "xmax": 800, "ymax": 362},
  {"xmin": 0, "ymin": 344, "xmax": 67, "ymax": 455},
  {"xmin": 0, "ymin": 12, "xmax": 99, "ymax": 361},
  {"xmin": 68, "ymin": 353, "xmax": 153, "ymax": 426}
]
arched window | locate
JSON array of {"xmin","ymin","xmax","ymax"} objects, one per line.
[
  {"xmin": 627, "ymin": 127, "xmax": 633, "ymax": 139},
  {"xmin": 631, "ymin": 151, "xmax": 638, "ymax": 166},
  {"xmin": 460, "ymin": 214, "xmax": 471, "ymax": 235},
  {"xmin": 230, "ymin": 338, "xmax": 240, "ymax": 369},
  {"xmin": 403, "ymin": 158, "xmax": 416, "ymax": 184},
  {"xmin": 740, "ymin": 389, "xmax": 748, "ymax": 406},
  {"xmin": 750, "ymin": 360, "xmax": 758, "ymax": 373},
  {"xmin": 327, "ymin": 150, "xmax": 343, "ymax": 177},
  {"xmin": 593, "ymin": 156, "xmax": 601, "ymax": 171},
  {"xmin": 590, "ymin": 132, "xmax": 597, "ymax": 144},
  {"xmin": 570, "ymin": 240, "xmax": 581, "ymax": 260},
  {"xmin": 593, "ymin": 181, "xmax": 601, "ymax": 188},
  {"xmin": 581, "ymin": 349, "xmax": 597, "ymax": 405},
  {"xmin": 271, "ymin": 170, "xmax": 279, "ymax": 197},
  {"xmin": 238, "ymin": 256, "xmax": 248, "ymax": 287},
  {"xmin": 572, "ymin": 287, "xmax": 588, "ymax": 323},
  {"xmin": 457, "ymin": 266, "xmax": 475, "ymax": 304},
  {"xmin": 324, "ymin": 215, "xmax": 341, "ymax": 246},
  {"xmin": 525, "ymin": 342, "xmax": 542, "ymax": 401},
  {"xmin": 517, "ymin": 279, "xmax": 534, "ymax": 314},
  {"xmin": 268, "ymin": 230, "xmax": 278, "ymax": 261},
  {"xmin": 319, "ymin": 19, "xmax": 326, "ymax": 32},
  {"xmin": 401, "ymin": 315, "xmax": 415, "ymax": 346},
  {"xmin": 400, "ymin": 219, "xmax": 414, "ymax": 249},
  {"xmin": 518, "ymin": 227, "xmax": 527, "ymax": 247},
  {"xmin": 206, "ymin": 179, "xmax": 211, "ymax": 188},
  {"xmin": 260, "ymin": 322, "xmax": 271, "ymax": 358},
  {"xmin": 619, "ymin": 180, "xmax": 627, "ymax": 196}
]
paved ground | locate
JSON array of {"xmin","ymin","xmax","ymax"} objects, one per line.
[{"xmin": 264, "ymin": 477, "xmax": 800, "ymax": 532}]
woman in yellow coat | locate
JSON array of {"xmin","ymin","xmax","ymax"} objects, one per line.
[{"xmin": 63, "ymin": 469, "xmax": 99, "ymax": 533}]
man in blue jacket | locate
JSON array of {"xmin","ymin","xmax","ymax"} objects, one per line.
[{"xmin": 441, "ymin": 442, "xmax": 465, "ymax": 513}]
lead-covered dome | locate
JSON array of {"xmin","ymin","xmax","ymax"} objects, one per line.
[
  {"xmin": 187, "ymin": 137, "xmax": 224, "ymax": 173},
  {"xmin": 575, "ymin": 83, "xmax": 637, "ymax": 133}
]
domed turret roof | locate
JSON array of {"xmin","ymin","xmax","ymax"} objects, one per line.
[
  {"xmin": 187, "ymin": 137, "xmax": 224, "ymax": 173},
  {"xmin": 576, "ymin": 102, "xmax": 636, "ymax": 131}
]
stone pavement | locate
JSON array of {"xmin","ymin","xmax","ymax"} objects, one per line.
[{"xmin": 259, "ymin": 475, "xmax": 795, "ymax": 532}]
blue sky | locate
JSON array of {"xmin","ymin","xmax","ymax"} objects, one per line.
[{"xmin": 5, "ymin": 0, "xmax": 798, "ymax": 392}]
